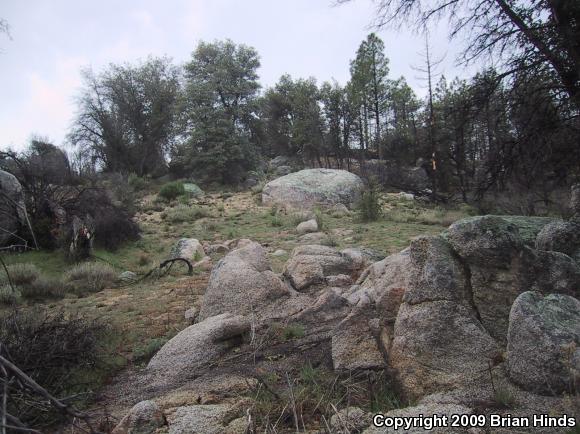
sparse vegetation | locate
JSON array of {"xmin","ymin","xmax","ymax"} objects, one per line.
[
  {"xmin": 162, "ymin": 204, "xmax": 211, "ymax": 223},
  {"xmin": 63, "ymin": 262, "xmax": 117, "ymax": 295},
  {"xmin": 357, "ymin": 188, "xmax": 382, "ymax": 222}
]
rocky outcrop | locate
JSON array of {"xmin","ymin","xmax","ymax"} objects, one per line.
[
  {"xmin": 147, "ymin": 313, "xmax": 250, "ymax": 387},
  {"xmin": 507, "ymin": 292, "xmax": 580, "ymax": 395},
  {"xmin": 389, "ymin": 236, "xmax": 501, "ymax": 400},
  {"xmin": 283, "ymin": 245, "xmax": 359, "ymax": 291},
  {"xmin": 0, "ymin": 170, "xmax": 28, "ymax": 247},
  {"xmin": 331, "ymin": 309, "xmax": 386, "ymax": 371},
  {"xmin": 262, "ymin": 168, "xmax": 364, "ymax": 210},
  {"xmin": 199, "ymin": 241, "xmax": 290, "ymax": 320}
]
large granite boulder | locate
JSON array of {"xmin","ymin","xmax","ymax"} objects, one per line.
[
  {"xmin": 0, "ymin": 170, "xmax": 28, "ymax": 247},
  {"xmin": 147, "ymin": 313, "xmax": 250, "ymax": 387},
  {"xmin": 331, "ymin": 309, "xmax": 386, "ymax": 371},
  {"xmin": 199, "ymin": 241, "xmax": 290, "ymax": 320},
  {"xmin": 389, "ymin": 236, "xmax": 501, "ymax": 400},
  {"xmin": 507, "ymin": 292, "xmax": 580, "ymax": 395},
  {"xmin": 262, "ymin": 168, "xmax": 364, "ymax": 210}
]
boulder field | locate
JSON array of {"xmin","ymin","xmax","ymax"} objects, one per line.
[{"xmin": 112, "ymin": 213, "xmax": 580, "ymax": 433}]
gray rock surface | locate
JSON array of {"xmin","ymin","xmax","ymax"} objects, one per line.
[
  {"xmin": 199, "ymin": 242, "xmax": 289, "ymax": 320},
  {"xmin": 112, "ymin": 400, "xmax": 165, "ymax": 434},
  {"xmin": 362, "ymin": 403, "xmax": 473, "ymax": 434},
  {"xmin": 389, "ymin": 236, "xmax": 500, "ymax": 400},
  {"xmin": 332, "ymin": 310, "xmax": 386, "ymax": 371},
  {"xmin": 507, "ymin": 292, "xmax": 580, "ymax": 395},
  {"xmin": 166, "ymin": 404, "xmax": 235, "ymax": 434},
  {"xmin": 262, "ymin": 168, "xmax": 364, "ymax": 210},
  {"xmin": 169, "ymin": 238, "xmax": 205, "ymax": 261},
  {"xmin": 283, "ymin": 245, "xmax": 356, "ymax": 291},
  {"xmin": 147, "ymin": 313, "xmax": 250, "ymax": 386},
  {"xmin": 296, "ymin": 218, "xmax": 318, "ymax": 234},
  {"xmin": 535, "ymin": 220, "xmax": 580, "ymax": 260}
]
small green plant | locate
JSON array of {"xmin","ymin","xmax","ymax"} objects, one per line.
[
  {"xmin": 281, "ymin": 323, "xmax": 305, "ymax": 340},
  {"xmin": 133, "ymin": 337, "xmax": 169, "ymax": 363},
  {"xmin": 0, "ymin": 264, "xmax": 64, "ymax": 300},
  {"xmin": 128, "ymin": 173, "xmax": 148, "ymax": 191},
  {"xmin": 492, "ymin": 387, "xmax": 516, "ymax": 409},
  {"xmin": 63, "ymin": 262, "xmax": 117, "ymax": 295},
  {"xmin": 203, "ymin": 221, "xmax": 219, "ymax": 232},
  {"xmin": 158, "ymin": 181, "xmax": 185, "ymax": 201},
  {"xmin": 357, "ymin": 188, "xmax": 382, "ymax": 222},
  {"xmin": 321, "ymin": 233, "xmax": 338, "ymax": 247},
  {"xmin": 270, "ymin": 214, "xmax": 284, "ymax": 227},
  {"xmin": 314, "ymin": 207, "xmax": 324, "ymax": 230}
]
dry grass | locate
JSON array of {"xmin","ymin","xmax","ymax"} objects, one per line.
[{"xmin": 63, "ymin": 262, "xmax": 117, "ymax": 295}]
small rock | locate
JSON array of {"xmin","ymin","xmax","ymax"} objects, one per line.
[
  {"xmin": 298, "ymin": 232, "xmax": 329, "ymax": 244},
  {"xmin": 170, "ymin": 238, "xmax": 205, "ymax": 261},
  {"xmin": 271, "ymin": 249, "xmax": 287, "ymax": 257},
  {"xmin": 296, "ymin": 219, "xmax": 318, "ymax": 234},
  {"xmin": 331, "ymin": 203, "xmax": 350, "ymax": 217},
  {"xmin": 112, "ymin": 400, "xmax": 165, "ymax": 434},
  {"xmin": 119, "ymin": 270, "xmax": 138, "ymax": 283}
]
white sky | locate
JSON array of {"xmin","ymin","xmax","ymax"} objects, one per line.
[{"xmin": 0, "ymin": 0, "xmax": 478, "ymax": 150}]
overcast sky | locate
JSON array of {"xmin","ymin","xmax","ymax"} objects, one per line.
[{"xmin": 0, "ymin": 0, "xmax": 477, "ymax": 151}]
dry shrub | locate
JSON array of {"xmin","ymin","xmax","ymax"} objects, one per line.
[
  {"xmin": 63, "ymin": 262, "xmax": 117, "ymax": 295},
  {"xmin": 0, "ymin": 264, "xmax": 65, "ymax": 300},
  {"xmin": 0, "ymin": 309, "xmax": 114, "ymax": 428}
]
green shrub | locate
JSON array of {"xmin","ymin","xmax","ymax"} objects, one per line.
[
  {"xmin": 158, "ymin": 181, "xmax": 185, "ymax": 201},
  {"xmin": 63, "ymin": 262, "xmax": 117, "ymax": 295},
  {"xmin": 164, "ymin": 205, "xmax": 210, "ymax": 223},
  {"xmin": 0, "ymin": 285, "xmax": 22, "ymax": 305},
  {"xmin": 357, "ymin": 189, "xmax": 382, "ymax": 222},
  {"xmin": 128, "ymin": 173, "xmax": 148, "ymax": 191},
  {"xmin": 270, "ymin": 214, "xmax": 284, "ymax": 227}
]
